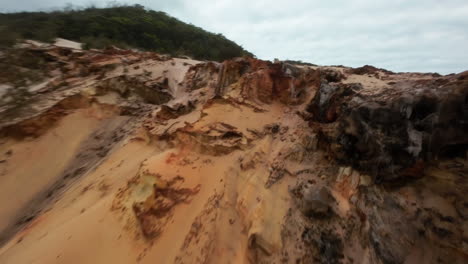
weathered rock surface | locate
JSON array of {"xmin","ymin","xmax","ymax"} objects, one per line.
[
  {"xmin": 183, "ymin": 62, "xmax": 220, "ymax": 91},
  {"xmin": 308, "ymin": 72, "xmax": 468, "ymax": 183},
  {"xmin": 300, "ymin": 186, "xmax": 334, "ymax": 217},
  {"xmin": 0, "ymin": 40, "xmax": 466, "ymax": 264},
  {"xmin": 212, "ymin": 57, "xmax": 320, "ymax": 104}
]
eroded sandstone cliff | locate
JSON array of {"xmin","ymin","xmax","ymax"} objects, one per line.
[{"xmin": 0, "ymin": 41, "xmax": 466, "ymax": 264}]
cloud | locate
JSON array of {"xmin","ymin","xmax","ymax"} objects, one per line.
[{"xmin": 2, "ymin": 0, "xmax": 468, "ymax": 73}]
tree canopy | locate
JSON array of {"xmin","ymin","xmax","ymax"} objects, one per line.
[{"xmin": 0, "ymin": 5, "xmax": 253, "ymax": 61}]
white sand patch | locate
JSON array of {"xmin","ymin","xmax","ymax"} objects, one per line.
[{"xmin": 54, "ymin": 38, "xmax": 82, "ymax": 50}]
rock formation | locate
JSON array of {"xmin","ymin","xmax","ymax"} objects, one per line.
[
  {"xmin": 307, "ymin": 72, "xmax": 468, "ymax": 183},
  {"xmin": 0, "ymin": 40, "xmax": 466, "ymax": 264}
]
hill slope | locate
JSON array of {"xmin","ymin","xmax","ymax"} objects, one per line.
[
  {"xmin": 0, "ymin": 5, "xmax": 253, "ymax": 61},
  {"xmin": 0, "ymin": 42, "xmax": 467, "ymax": 263}
]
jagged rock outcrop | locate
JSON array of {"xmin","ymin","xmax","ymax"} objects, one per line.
[
  {"xmin": 351, "ymin": 64, "xmax": 395, "ymax": 76},
  {"xmin": 96, "ymin": 76, "xmax": 173, "ymax": 105},
  {"xmin": 320, "ymin": 68, "xmax": 347, "ymax": 83},
  {"xmin": 216, "ymin": 57, "xmax": 252, "ymax": 96},
  {"xmin": 300, "ymin": 186, "xmax": 335, "ymax": 217},
  {"xmin": 308, "ymin": 75, "xmax": 468, "ymax": 183},
  {"xmin": 183, "ymin": 62, "xmax": 219, "ymax": 91},
  {"xmin": 155, "ymin": 101, "xmax": 196, "ymax": 121},
  {"xmin": 213, "ymin": 57, "xmax": 321, "ymax": 104},
  {"xmin": 306, "ymin": 82, "xmax": 362, "ymax": 123},
  {"xmin": 1, "ymin": 41, "xmax": 467, "ymax": 264}
]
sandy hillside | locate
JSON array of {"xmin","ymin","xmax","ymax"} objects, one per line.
[{"xmin": 0, "ymin": 42, "xmax": 467, "ymax": 264}]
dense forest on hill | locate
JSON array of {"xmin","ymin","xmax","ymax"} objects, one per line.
[{"xmin": 0, "ymin": 5, "xmax": 253, "ymax": 61}]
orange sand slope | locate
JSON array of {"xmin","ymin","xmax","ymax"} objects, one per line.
[{"xmin": 0, "ymin": 42, "xmax": 467, "ymax": 264}]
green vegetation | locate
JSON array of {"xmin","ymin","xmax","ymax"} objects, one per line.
[
  {"xmin": 0, "ymin": 4, "xmax": 253, "ymax": 61},
  {"xmin": 283, "ymin": 60, "xmax": 317, "ymax": 67}
]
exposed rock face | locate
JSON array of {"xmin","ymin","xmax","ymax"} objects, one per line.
[
  {"xmin": 0, "ymin": 42, "xmax": 467, "ymax": 264},
  {"xmin": 320, "ymin": 68, "xmax": 347, "ymax": 83},
  {"xmin": 213, "ymin": 57, "xmax": 320, "ymax": 104},
  {"xmin": 306, "ymin": 82, "xmax": 361, "ymax": 123},
  {"xmin": 176, "ymin": 121, "xmax": 250, "ymax": 155},
  {"xmin": 308, "ymin": 75, "xmax": 468, "ymax": 183},
  {"xmin": 351, "ymin": 64, "xmax": 395, "ymax": 76},
  {"xmin": 300, "ymin": 186, "xmax": 334, "ymax": 217},
  {"xmin": 240, "ymin": 62, "xmax": 306, "ymax": 104},
  {"xmin": 0, "ymin": 94, "xmax": 93, "ymax": 138},
  {"xmin": 183, "ymin": 62, "xmax": 219, "ymax": 91},
  {"xmin": 216, "ymin": 57, "xmax": 252, "ymax": 95},
  {"xmin": 96, "ymin": 76, "xmax": 173, "ymax": 105},
  {"xmin": 155, "ymin": 101, "xmax": 196, "ymax": 121}
]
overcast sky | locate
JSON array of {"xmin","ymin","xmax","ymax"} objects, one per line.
[{"xmin": 2, "ymin": 0, "xmax": 468, "ymax": 74}]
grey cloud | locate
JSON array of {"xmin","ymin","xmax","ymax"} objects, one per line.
[{"xmin": 1, "ymin": 0, "xmax": 467, "ymax": 74}]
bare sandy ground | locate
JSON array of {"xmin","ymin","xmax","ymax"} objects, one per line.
[
  {"xmin": 0, "ymin": 42, "xmax": 466, "ymax": 264},
  {"xmin": 0, "ymin": 110, "xmax": 100, "ymax": 235},
  {"xmin": 0, "ymin": 101, "xmax": 298, "ymax": 264}
]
